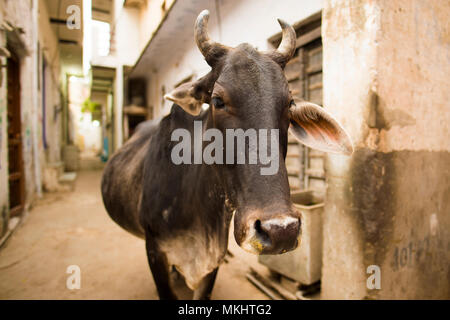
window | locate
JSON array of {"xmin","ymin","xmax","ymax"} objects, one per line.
[{"xmin": 269, "ymin": 12, "xmax": 325, "ymax": 192}]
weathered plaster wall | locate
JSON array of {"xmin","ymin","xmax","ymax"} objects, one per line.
[
  {"xmin": 369, "ymin": 0, "xmax": 449, "ymax": 299},
  {"xmin": 0, "ymin": 0, "xmax": 64, "ymax": 236},
  {"xmin": 38, "ymin": 0, "xmax": 63, "ymax": 165},
  {"xmin": 322, "ymin": 0, "xmax": 449, "ymax": 299}
]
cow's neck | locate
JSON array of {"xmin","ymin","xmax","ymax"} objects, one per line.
[
  {"xmin": 140, "ymin": 108, "xmax": 234, "ymax": 289},
  {"xmin": 142, "ymin": 106, "xmax": 234, "ymax": 242}
]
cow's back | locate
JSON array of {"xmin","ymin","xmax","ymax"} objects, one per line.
[{"xmin": 101, "ymin": 120, "xmax": 158, "ymax": 238}]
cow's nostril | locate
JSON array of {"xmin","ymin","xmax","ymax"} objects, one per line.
[
  {"xmin": 254, "ymin": 219, "xmax": 262, "ymax": 232},
  {"xmin": 259, "ymin": 217, "xmax": 300, "ymax": 253},
  {"xmin": 254, "ymin": 219, "xmax": 271, "ymax": 245},
  {"xmin": 239, "ymin": 216, "xmax": 301, "ymax": 254}
]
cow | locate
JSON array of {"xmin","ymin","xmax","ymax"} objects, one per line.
[{"xmin": 101, "ymin": 10, "xmax": 353, "ymax": 300}]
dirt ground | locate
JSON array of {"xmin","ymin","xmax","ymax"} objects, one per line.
[{"xmin": 0, "ymin": 170, "xmax": 270, "ymax": 299}]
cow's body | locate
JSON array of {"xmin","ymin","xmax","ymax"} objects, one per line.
[{"xmin": 101, "ymin": 106, "xmax": 231, "ymax": 293}]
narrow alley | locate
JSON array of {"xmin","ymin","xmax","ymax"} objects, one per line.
[
  {"xmin": 0, "ymin": 169, "xmax": 268, "ymax": 300},
  {"xmin": 0, "ymin": 0, "xmax": 448, "ymax": 302}
]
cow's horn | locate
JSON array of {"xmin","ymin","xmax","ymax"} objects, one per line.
[
  {"xmin": 195, "ymin": 10, "xmax": 228, "ymax": 65},
  {"xmin": 269, "ymin": 19, "xmax": 296, "ymax": 67}
]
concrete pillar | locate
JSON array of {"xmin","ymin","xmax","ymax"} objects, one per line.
[
  {"xmin": 322, "ymin": 0, "xmax": 449, "ymax": 299},
  {"xmin": 31, "ymin": 0, "xmax": 42, "ymax": 197},
  {"xmin": 114, "ymin": 65, "xmax": 123, "ymax": 150}
]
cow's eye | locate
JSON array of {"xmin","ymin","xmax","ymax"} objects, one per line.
[{"xmin": 212, "ymin": 97, "xmax": 225, "ymax": 109}]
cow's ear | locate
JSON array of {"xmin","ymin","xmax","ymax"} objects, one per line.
[
  {"xmin": 289, "ymin": 101, "xmax": 353, "ymax": 155},
  {"xmin": 164, "ymin": 81, "xmax": 204, "ymax": 116}
]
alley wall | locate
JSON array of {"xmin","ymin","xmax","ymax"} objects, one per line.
[
  {"xmin": 322, "ymin": 0, "xmax": 450, "ymax": 299},
  {"xmin": 0, "ymin": 0, "xmax": 63, "ymax": 237}
]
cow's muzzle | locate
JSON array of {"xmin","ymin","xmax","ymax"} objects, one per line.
[{"xmin": 237, "ymin": 214, "xmax": 301, "ymax": 255}]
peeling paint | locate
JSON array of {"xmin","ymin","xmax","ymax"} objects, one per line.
[{"xmin": 323, "ymin": 0, "xmax": 449, "ymax": 299}]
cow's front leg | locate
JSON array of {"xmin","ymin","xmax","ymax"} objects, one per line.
[
  {"xmin": 193, "ymin": 267, "xmax": 219, "ymax": 300},
  {"xmin": 145, "ymin": 231, "xmax": 178, "ymax": 300}
]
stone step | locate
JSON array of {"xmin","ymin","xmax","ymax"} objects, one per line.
[{"xmin": 58, "ymin": 172, "xmax": 77, "ymax": 190}]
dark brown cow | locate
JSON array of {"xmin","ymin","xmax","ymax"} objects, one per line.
[{"xmin": 101, "ymin": 10, "xmax": 352, "ymax": 300}]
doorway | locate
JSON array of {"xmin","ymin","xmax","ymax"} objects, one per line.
[{"xmin": 7, "ymin": 52, "xmax": 25, "ymax": 217}]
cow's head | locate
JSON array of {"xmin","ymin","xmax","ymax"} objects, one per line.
[{"xmin": 165, "ymin": 10, "xmax": 353, "ymax": 255}]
